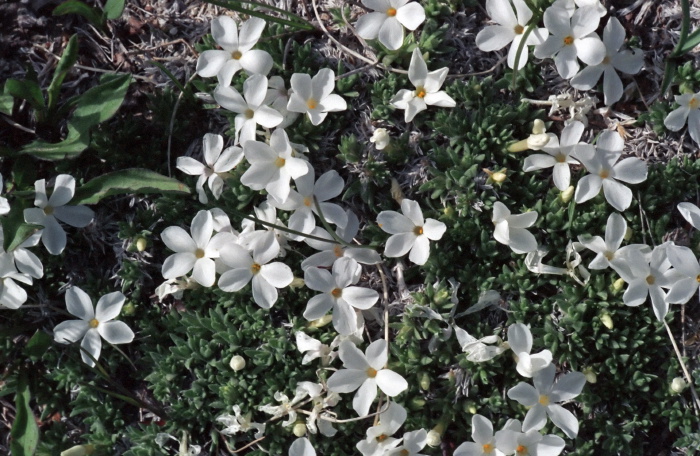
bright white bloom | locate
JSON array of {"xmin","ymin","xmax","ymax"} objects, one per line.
[
  {"xmin": 387, "ymin": 430, "xmax": 428, "ymax": 456},
  {"xmin": 534, "ymin": 5, "xmax": 606, "ymax": 79},
  {"xmin": 508, "ymin": 323, "xmax": 552, "ymax": 378},
  {"xmin": 390, "ymin": 49, "xmax": 456, "ymax": 122},
  {"xmin": 287, "ymin": 69, "xmax": 347, "ymax": 125},
  {"xmin": 268, "ymin": 164, "xmax": 346, "ymax": 240},
  {"xmin": 507, "ymin": 364, "xmax": 586, "ymax": 438},
  {"xmin": 574, "ymin": 130, "xmax": 647, "ymax": 211},
  {"xmin": 492, "ymin": 202, "xmax": 538, "ymax": 254},
  {"xmin": 476, "ymin": 0, "xmax": 547, "ymax": 69},
  {"xmin": 214, "ymin": 74, "xmax": 283, "ymax": 145},
  {"xmin": 161, "ymin": 210, "xmax": 233, "ymax": 287},
  {"xmin": 239, "ymin": 201, "xmax": 289, "ymax": 259},
  {"xmin": 525, "ymin": 241, "xmax": 591, "ymax": 285},
  {"xmin": 551, "ymin": 0, "xmax": 607, "ymax": 17},
  {"xmin": 24, "ymin": 174, "xmax": 94, "ymax": 255},
  {"xmin": 678, "ymin": 202, "xmax": 700, "ymax": 229},
  {"xmin": 664, "ymin": 244, "xmax": 700, "ymax": 304},
  {"xmin": 523, "ymin": 120, "xmax": 588, "ymax": 190},
  {"xmin": 218, "ymin": 243, "xmax": 293, "ymax": 309},
  {"xmin": 302, "ymin": 210, "xmax": 382, "ymax": 269},
  {"xmin": 265, "ymin": 75, "xmax": 299, "ymax": 128},
  {"xmin": 196, "ymin": 16, "xmax": 273, "ymax": 86},
  {"xmin": 454, "ymin": 325, "xmax": 508, "ymax": 362},
  {"xmin": 5, "ymin": 231, "xmax": 43, "ymax": 279},
  {"xmin": 370, "ymin": 128, "xmax": 391, "ymax": 150},
  {"xmin": 570, "ymin": 18, "xmax": 643, "ymax": 105},
  {"xmin": 306, "ymin": 389, "xmax": 341, "ymax": 437},
  {"xmin": 327, "ymin": 339, "xmax": 408, "ymax": 416},
  {"xmin": 304, "ymin": 257, "xmax": 379, "ymax": 335},
  {"xmin": 53, "ymin": 287, "xmax": 134, "ymax": 367},
  {"xmin": 0, "ymin": 175, "xmax": 9, "ymax": 215},
  {"xmin": 454, "ymin": 414, "xmax": 505, "ymax": 456},
  {"xmin": 377, "ymin": 198, "xmax": 447, "ymax": 265},
  {"xmin": 357, "ymin": 402, "xmax": 407, "ymax": 456},
  {"xmin": 177, "ymin": 133, "xmax": 244, "ymax": 203},
  {"xmin": 217, "ymin": 405, "xmax": 266, "ymax": 438},
  {"xmin": 259, "ymin": 386, "xmax": 315, "ymax": 427},
  {"xmin": 617, "ymin": 243, "xmax": 681, "ymax": 320},
  {"xmin": 355, "ymin": 0, "xmax": 426, "ymax": 50},
  {"xmin": 295, "ymin": 331, "xmax": 336, "ymax": 365},
  {"xmin": 0, "ymin": 252, "xmax": 32, "ymax": 309},
  {"xmin": 494, "ymin": 419, "xmax": 565, "ymax": 456},
  {"xmin": 240, "ymin": 129, "xmax": 309, "ymax": 203},
  {"xmin": 289, "ymin": 437, "xmax": 316, "ymax": 456},
  {"xmin": 665, "ymin": 91, "xmax": 700, "ymax": 145}
]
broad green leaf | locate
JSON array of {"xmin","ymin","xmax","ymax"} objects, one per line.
[
  {"xmin": 10, "ymin": 374, "xmax": 39, "ymax": 456},
  {"xmin": 20, "ymin": 125, "xmax": 90, "ymax": 161},
  {"xmin": 70, "ymin": 73, "xmax": 131, "ymax": 132},
  {"xmin": 1, "ymin": 201, "xmax": 34, "ymax": 252},
  {"xmin": 5, "ymin": 79, "xmax": 45, "ymax": 111},
  {"xmin": 24, "ymin": 331, "xmax": 53, "ymax": 363},
  {"xmin": 7, "ymin": 224, "xmax": 43, "ymax": 253},
  {"xmin": 104, "ymin": 0, "xmax": 126, "ymax": 20},
  {"xmin": 0, "ymin": 85, "xmax": 14, "ymax": 115},
  {"xmin": 47, "ymin": 34, "xmax": 79, "ymax": 114},
  {"xmin": 72, "ymin": 169, "xmax": 191, "ymax": 205},
  {"xmin": 53, "ymin": 0, "xmax": 104, "ymax": 28}
]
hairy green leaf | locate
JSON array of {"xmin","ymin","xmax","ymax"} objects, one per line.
[
  {"xmin": 5, "ymin": 79, "xmax": 45, "ymax": 111},
  {"xmin": 10, "ymin": 374, "xmax": 39, "ymax": 456},
  {"xmin": 70, "ymin": 73, "xmax": 131, "ymax": 132},
  {"xmin": 72, "ymin": 168, "xmax": 191, "ymax": 205},
  {"xmin": 47, "ymin": 34, "xmax": 78, "ymax": 114},
  {"xmin": 104, "ymin": 0, "xmax": 126, "ymax": 20}
]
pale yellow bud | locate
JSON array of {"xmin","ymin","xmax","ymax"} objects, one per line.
[
  {"xmin": 612, "ymin": 278, "xmax": 625, "ymax": 292},
  {"xmin": 390, "ymin": 178, "xmax": 405, "ymax": 204},
  {"xmin": 599, "ymin": 312, "xmax": 614, "ymax": 330},
  {"xmin": 419, "ymin": 372, "xmax": 430, "ymax": 390},
  {"xmin": 61, "ymin": 445, "xmax": 95, "ymax": 456},
  {"xmin": 671, "ymin": 376, "xmax": 688, "ymax": 393},
  {"xmin": 289, "ymin": 277, "xmax": 305, "ymax": 289},
  {"xmin": 426, "ymin": 421, "xmax": 447, "ymax": 447},
  {"xmin": 624, "ymin": 227, "xmax": 632, "ymax": 241},
  {"xmin": 229, "ymin": 355, "xmax": 246, "ymax": 371},
  {"xmin": 508, "ymin": 138, "xmax": 530, "ymax": 153},
  {"xmin": 532, "ymin": 119, "xmax": 546, "ymax": 135},
  {"xmin": 136, "ymin": 237, "xmax": 148, "ymax": 252},
  {"xmin": 560, "ymin": 185, "xmax": 575, "ymax": 203},
  {"xmin": 308, "ymin": 314, "xmax": 333, "ymax": 329},
  {"xmin": 583, "ymin": 367, "xmax": 597, "ymax": 384},
  {"xmin": 293, "ymin": 422, "xmax": 307, "ymax": 437}
]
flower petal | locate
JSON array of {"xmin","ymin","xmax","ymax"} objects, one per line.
[
  {"xmin": 66, "ymin": 286, "xmax": 94, "ymax": 320},
  {"xmin": 396, "ymin": 2, "xmax": 425, "ymax": 30},
  {"xmin": 353, "ymin": 378, "xmax": 377, "ymax": 416},
  {"xmin": 376, "ymin": 369, "xmax": 408, "ymax": 396},
  {"xmin": 80, "ymin": 329, "xmax": 102, "ymax": 367},
  {"xmin": 98, "ymin": 320, "xmax": 134, "ymax": 345},
  {"xmin": 53, "ymin": 320, "xmax": 89, "ymax": 344},
  {"xmin": 95, "ymin": 291, "xmax": 125, "ymax": 322},
  {"xmin": 379, "ymin": 17, "xmax": 404, "ymax": 51}
]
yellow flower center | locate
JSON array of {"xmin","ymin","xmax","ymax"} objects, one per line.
[
  {"xmin": 331, "ymin": 288, "xmax": 342, "ymax": 298},
  {"xmin": 516, "ymin": 445, "xmax": 528, "ymax": 455},
  {"xmin": 602, "ymin": 55, "xmax": 611, "ymax": 65},
  {"xmin": 251, "ymin": 263, "xmax": 262, "ymax": 274},
  {"xmin": 307, "ymin": 98, "xmax": 318, "ymax": 110},
  {"xmin": 275, "ymin": 157, "xmax": 286, "ymax": 168},
  {"xmin": 539, "ymin": 394, "xmax": 550, "ymax": 406},
  {"xmin": 646, "ymin": 275, "xmax": 655, "ymax": 285},
  {"xmin": 514, "ymin": 24, "xmax": 524, "ymax": 34},
  {"xmin": 89, "ymin": 318, "xmax": 99, "ymax": 328},
  {"xmin": 333, "ymin": 245, "xmax": 344, "ymax": 257},
  {"xmin": 366, "ymin": 367, "xmax": 378, "ymax": 378},
  {"xmin": 604, "ymin": 251, "xmax": 614, "ymax": 261},
  {"xmin": 303, "ymin": 196, "xmax": 313, "ymax": 207},
  {"xmin": 195, "ymin": 248, "xmax": 205, "ymax": 259},
  {"xmin": 599, "ymin": 169, "xmax": 610, "ymax": 179},
  {"xmin": 563, "ymin": 35, "xmax": 574, "ymax": 45},
  {"xmin": 415, "ymin": 86, "xmax": 426, "ymax": 98},
  {"xmin": 376, "ymin": 434, "xmax": 388, "ymax": 442},
  {"xmin": 386, "ymin": 7, "xmax": 397, "ymax": 16},
  {"xmin": 245, "ymin": 109, "xmax": 254, "ymax": 119},
  {"xmin": 43, "ymin": 205, "xmax": 54, "ymax": 215},
  {"xmin": 483, "ymin": 443, "xmax": 494, "ymax": 453},
  {"xmin": 690, "ymin": 97, "xmax": 700, "ymax": 110},
  {"xmin": 555, "ymin": 153, "xmax": 566, "ymax": 163},
  {"xmin": 231, "ymin": 50, "xmax": 242, "ymax": 60},
  {"xmin": 399, "ymin": 450, "xmax": 409, "ymax": 456},
  {"xmin": 696, "ymin": 274, "xmax": 700, "ymax": 283},
  {"xmin": 413, "ymin": 226, "xmax": 424, "ymax": 235}
]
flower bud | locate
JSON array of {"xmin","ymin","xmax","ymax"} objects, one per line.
[
  {"xmin": 582, "ymin": 367, "xmax": 597, "ymax": 384},
  {"xmin": 135, "ymin": 237, "xmax": 148, "ymax": 252},
  {"xmin": 426, "ymin": 421, "xmax": 447, "ymax": 447},
  {"xmin": 122, "ymin": 302, "xmax": 136, "ymax": 316},
  {"xmin": 612, "ymin": 278, "xmax": 625, "ymax": 293},
  {"xmin": 532, "ymin": 119, "xmax": 546, "ymax": 135},
  {"xmin": 599, "ymin": 312, "xmax": 614, "ymax": 330},
  {"xmin": 671, "ymin": 376, "xmax": 688, "ymax": 393},
  {"xmin": 370, "ymin": 128, "xmax": 391, "ymax": 150},
  {"xmin": 624, "ymin": 227, "xmax": 632, "ymax": 241},
  {"xmin": 293, "ymin": 422, "xmax": 307, "ymax": 437},
  {"xmin": 229, "ymin": 355, "xmax": 246, "ymax": 371},
  {"xmin": 560, "ymin": 186, "xmax": 575, "ymax": 203},
  {"xmin": 507, "ymin": 138, "xmax": 530, "ymax": 153},
  {"xmin": 419, "ymin": 372, "xmax": 430, "ymax": 390},
  {"xmin": 308, "ymin": 314, "xmax": 333, "ymax": 329},
  {"xmin": 61, "ymin": 445, "xmax": 95, "ymax": 456},
  {"xmin": 289, "ymin": 277, "xmax": 305, "ymax": 289}
]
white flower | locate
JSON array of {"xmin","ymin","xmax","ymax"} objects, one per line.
[
  {"xmin": 665, "ymin": 91, "xmax": 700, "ymax": 146},
  {"xmin": 287, "ymin": 69, "xmax": 347, "ymax": 126},
  {"xmin": 570, "ymin": 18, "xmax": 643, "ymax": 106},
  {"xmin": 356, "ymin": 402, "xmax": 407, "ymax": 456},
  {"xmin": 0, "ymin": 175, "xmax": 9, "ymax": 216},
  {"xmin": 664, "ymin": 244, "xmax": 700, "ymax": 305},
  {"xmin": 387, "ymin": 429, "xmax": 428, "ymax": 456},
  {"xmin": 370, "ymin": 128, "xmax": 391, "ymax": 150},
  {"xmin": 551, "ymin": 0, "xmax": 607, "ymax": 17},
  {"xmin": 494, "ymin": 419, "xmax": 566, "ymax": 456},
  {"xmin": 53, "ymin": 286, "xmax": 134, "ymax": 367},
  {"xmin": 161, "ymin": 210, "xmax": 233, "ymax": 287},
  {"xmin": 390, "ymin": 49, "xmax": 456, "ymax": 122},
  {"xmin": 355, "ymin": 0, "xmax": 426, "ymax": 50},
  {"xmin": 507, "ymin": 323, "xmax": 552, "ymax": 378},
  {"xmin": 534, "ymin": 5, "xmax": 606, "ymax": 79},
  {"xmin": 289, "ymin": 437, "xmax": 316, "ymax": 456},
  {"xmin": 326, "ymin": 339, "xmax": 408, "ymax": 416},
  {"xmin": 295, "ymin": 331, "xmax": 336, "ymax": 365},
  {"xmin": 196, "ymin": 16, "xmax": 273, "ymax": 86},
  {"xmin": 214, "ymin": 74, "xmax": 283, "ymax": 145},
  {"xmin": 3, "ymin": 229, "xmax": 43, "ymax": 279},
  {"xmin": 377, "ymin": 198, "xmax": 447, "ymax": 265},
  {"xmin": 476, "ymin": 0, "xmax": 547, "ymax": 69},
  {"xmin": 678, "ymin": 202, "xmax": 700, "ymax": 229},
  {"xmin": 574, "ymin": 130, "xmax": 647, "ymax": 211},
  {"xmin": 218, "ymin": 243, "xmax": 293, "ymax": 309},
  {"xmin": 239, "ymin": 201, "xmax": 288, "ymax": 259},
  {"xmin": 491, "ymin": 202, "xmax": 538, "ymax": 254},
  {"xmin": 0, "ymin": 252, "xmax": 32, "ymax": 309},
  {"xmin": 217, "ymin": 405, "xmax": 266, "ymax": 438},
  {"xmin": 177, "ymin": 133, "xmax": 243, "ymax": 203},
  {"xmin": 454, "ymin": 414, "xmax": 505, "ymax": 456},
  {"xmin": 454, "ymin": 325, "xmax": 508, "ymax": 362},
  {"xmin": 259, "ymin": 389, "xmax": 308, "ymax": 427},
  {"xmin": 240, "ymin": 129, "xmax": 309, "ymax": 203},
  {"xmin": 265, "ymin": 75, "xmax": 299, "ymax": 128},
  {"xmin": 507, "ymin": 364, "xmax": 586, "ymax": 438},
  {"xmin": 304, "ymin": 257, "xmax": 379, "ymax": 335},
  {"xmin": 24, "ymin": 174, "xmax": 94, "ymax": 255},
  {"xmin": 522, "ymin": 120, "xmax": 587, "ymax": 191}
]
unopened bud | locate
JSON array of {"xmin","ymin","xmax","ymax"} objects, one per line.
[
  {"xmin": 532, "ymin": 119, "xmax": 546, "ymax": 135},
  {"xmin": 61, "ymin": 445, "xmax": 96, "ymax": 456},
  {"xmin": 289, "ymin": 277, "xmax": 305, "ymax": 289},
  {"xmin": 370, "ymin": 128, "xmax": 391, "ymax": 150},
  {"xmin": 560, "ymin": 186, "xmax": 575, "ymax": 203},
  {"xmin": 583, "ymin": 367, "xmax": 597, "ymax": 384},
  {"xmin": 419, "ymin": 372, "xmax": 430, "ymax": 390},
  {"xmin": 229, "ymin": 355, "xmax": 246, "ymax": 371},
  {"xmin": 122, "ymin": 302, "xmax": 136, "ymax": 316},
  {"xmin": 612, "ymin": 278, "xmax": 625, "ymax": 293},
  {"xmin": 671, "ymin": 377, "xmax": 688, "ymax": 393},
  {"xmin": 426, "ymin": 421, "xmax": 447, "ymax": 448},
  {"xmin": 624, "ymin": 227, "xmax": 632, "ymax": 241},
  {"xmin": 308, "ymin": 314, "xmax": 333, "ymax": 329},
  {"xmin": 599, "ymin": 312, "xmax": 614, "ymax": 330},
  {"xmin": 136, "ymin": 237, "xmax": 148, "ymax": 252},
  {"xmin": 465, "ymin": 403, "xmax": 477, "ymax": 414},
  {"xmin": 293, "ymin": 422, "xmax": 307, "ymax": 437},
  {"xmin": 508, "ymin": 138, "xmax": 530, "ymax": 153}
]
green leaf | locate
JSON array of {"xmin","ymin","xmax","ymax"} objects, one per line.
[
  {"xmin": 10, "ymin": 374, "xmax": 39, "ymax": 456},
  {"xmin": 203, "ymin": 0, "xmax": 315, "ymax": 30},
  {"xmin": 680, "ymin": 28, "xmax": 700, "ymax": 54},
  {"xmin": 0, "ymin": 84, "xmax": 14, "ymax": 115},
  {"xmin": 20, "ymin": 125, "xmax": 90, "ymax": 161},
  {"xmin": 69, "ymin": 73, "xmax": 131, "ymax": 132},
  {"xmin": 72, "ymin": 168, "xmax": 191, "ymax": 204},
  {"xmin": 5, "ymin": 79, "xmax": 45, "ymax": 111},
  {"xmin": 104, "ymin": 0, "xmax": 126, "ymax": 20},
  {"xmin": 24, "ymin": 331, "xmax": 52, "ymax": 363},
  {"xmin": 47, "ymin": 34, "xmax": 78, "ymax": 114},
  {"xmin": 7, "ymin": 224, "xmax": 43, "ymax": 253},
  {"xmin": 53, "ymin": 0, "xmax": 104, "ymax": 29}
]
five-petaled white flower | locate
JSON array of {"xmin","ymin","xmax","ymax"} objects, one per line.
[
  {"xmin": 287, "ymin": 69, "xmax": 347, "ymax": 126},
  {"xmin": 570, "ymin": 17, "xmax": 643, "ymax": 106},
  {"xmin": 240, "ymin": 129, "xmax": 309, "ymax": 203},
  {"xmin": 386, "ymin": 430, "xmax": 428, "ymax": 456},
  {"xmin": 327, "ymin": 339, "xmax": 408, "ymax": 416},
  {"xmin": 355, "ymin": 0, "xmax": 426, "ymax": 51},
  {"xmin": 665, "ymin": 90, "xmax": 700, "ymax": 146},
  {"xmin": 494, "ymin": 419, "xmax": 565, "ymax": 456},
  {"xmin": 476, "ymin": 0, "xmax": 547, "ymax": 69},
  {"xmin": 356, "ymin": 402, "xmax": 407, "ymax": 456},
  {"xmin": 507, "ymin": 323, "xmax": 552, "ymax": 378},
  {"xmin": 507, "ymin": 364, "xmax": 586, "ymax": 438},
  {"xmin": 574, "ymin": 130, "xmax": 647, "ymax": 211},
  {"xmin": 196, "ymin": 16, "xmax": 273, "ymax": 86},
  {"xmin": 377, "ymin": 198, "xmax": 447, "ymax": 265},
  {"xmin": 390, "ymin": 49, "xmax": 456, "ymax": 122},
  {"xmin": 666, "ymin": 244, "xmax": 700, "ymax": 305},
  {"xmin": 177, "ymin": 133, "xmax": 244, "ymax": 203},
  {"xmin": 214, "ymin": 74, "xmax": 284, "ymax": 146},
  {"xmin": 454, "ymin": 414, "xmax": 505, "ymax": 456},
  {"xmin": 534, "ymin": 5, "xmax": 606, "ymax": 79},
  {"xmin": 492, "ymin": 202, "xmax": 538, "ymax": 254},
  {"xmin": 217, "ymin": 404, "xmax": 266, "ymax": 439},
  {"xmin": 0, "ymin": 252, "xmax": 32, "ymax": 310},
  {"xmin": 303, "ymin": 257, "xmax": 379, "ymax": 335},
  {"xmin": 53, "ymin": 286, "xmax": 134, "ymax": 367},
  {"xmin": 24, "ymin": 174, "xmax": 94, "ymax": 255}
]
